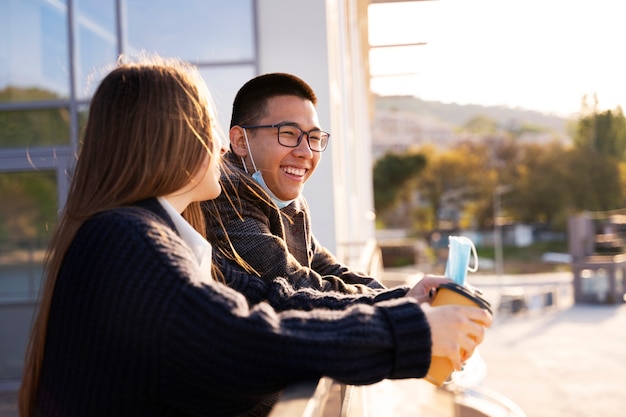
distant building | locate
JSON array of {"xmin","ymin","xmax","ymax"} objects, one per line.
[
  {"xmin": 371, "ymin": 98, "xmax": 572, "ymax": 160},
  {"xmin": 372, "ymin": 108, "xmax": 458, "ymax": 158}
]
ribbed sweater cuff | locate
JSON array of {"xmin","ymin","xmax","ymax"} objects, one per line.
[
  {"xmin": 223, "ymin": 268, "xmax": 268, "ymax": 306},
  {"xmin": 373, "ymin": 286, "xmax": 410, "ymax": 302},
  {"xmin": 381, "ymin": 300, "xmax": 432, "ymax": 379}
]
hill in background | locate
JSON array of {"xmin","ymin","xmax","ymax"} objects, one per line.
[{"xmin": 374, "ymin": 95, "xmax": 573, "ymax": 137}]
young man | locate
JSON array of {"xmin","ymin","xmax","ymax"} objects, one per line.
[
  {"xmin": 203, "ymin": 72, "xmax": 386, "ymax": 294},
  {"xmin": 200, "ymin": 74, "xmax": 492, "ymax": 402}
]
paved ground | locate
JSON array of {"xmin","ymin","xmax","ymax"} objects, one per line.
[{"xmin": 478, "ymin": 296, "xmax": 626, "ymax": 417}]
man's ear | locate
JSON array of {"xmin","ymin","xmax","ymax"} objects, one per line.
[{"xmin": 229, "ymin": 126, "xmax": 248, "ymax": 158}]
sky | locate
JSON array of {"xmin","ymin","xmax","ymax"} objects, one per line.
[{"xmin": 368, "ymin": 0, "xmax": 626, "ymax": 118}]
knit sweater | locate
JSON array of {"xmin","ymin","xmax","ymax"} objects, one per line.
[
  {"xmin": 35, "ymin": 198, "xmax": 432, "ymax": 417},
  {"xmin": 203, "ymin": 152, "xmax": 392, "ymax": 295}
]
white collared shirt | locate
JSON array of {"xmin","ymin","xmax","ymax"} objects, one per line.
[{"xmin": 157, "ymin": 197, "xmax": 212, "ymax": 282}]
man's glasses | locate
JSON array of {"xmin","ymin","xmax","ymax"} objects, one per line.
[{"xmin": 241, "ymin": 122, "xmax": 330, "ymax": 152}]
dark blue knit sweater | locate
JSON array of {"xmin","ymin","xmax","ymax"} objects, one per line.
[{"xmin": 35, "ymin": 198, "xmax": 431, "ymax": 416}]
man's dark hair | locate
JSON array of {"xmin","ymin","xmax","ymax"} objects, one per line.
[{"xmin": 230, "ymin": 73, "xmax": 317, "ymax": 128}]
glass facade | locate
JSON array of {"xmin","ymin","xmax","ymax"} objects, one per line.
[
  {"xmin": 0, "ymin": 0, "xmax": 71, "ymax": 102},
  {"xmin": 125, "ymin": 0, "xmax": 255, "ymax": 63},
  {"xmin": 0, "ymin": 108, "xmax": 71, "ymax": 149},
  {"xmin": 0, "ymin": 171, "xmax": 54, "ymax": 300},
  {"xmin": 0, "ymin": 0, "xmax": 258, "ymax": 381}
]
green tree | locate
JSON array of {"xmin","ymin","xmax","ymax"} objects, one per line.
[
  {"xmin": 566, "ymin": 147, "xmax": 622, "ymax": 211},
  {"xmin": 372, "ymin": 150, "xmax": 427, "ymax": 215},
  {"xmin": 511, "ymin": 142, "xmax": 572, "ymax": 225},
  {"xmin": 575, "ymin": 94, "xmax": 626, "ymax": 160},
  {"xmin": 0, "ymin": 86, "xmax": 66, "ymax": 244},
  {"xmin": 417, "ymin": 142, "xmax": 495, "ymax": 230},
  {"xmin": 568, "ymin": 95, "xmax": 626, "ymax": 211},
  {"xmin": 0, "ymin": 86, "xmax": 70, "ymax": 148},
  {"xmin": 0, "ymin": 171, "xmax": 57, "ymax": 244},
  {"xmin": 450, "ymin": 138, "xmax": 519, "ymax": 229},
  {"xmin": 464, "ymin": 115, "xmax": 498, "ymax": 135}
]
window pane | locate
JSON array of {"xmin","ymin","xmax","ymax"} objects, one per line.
[
  {"xmin": 78, "ymin": 103, "xmax": 89, "ymax": 139},
  {"xmin": 0, "ymin": 170, "xmax": 57, "ymax": 299},
  {"xmin": 75, "ymin": 0, "xmax": 118, "ymax": 98},
  {"xmin": 0, "ymin": 0, "xmax": 70, "ymax": 102},
  {"xmin": 124, "ymin": 0, "xmax": 255, "ymax": 63},
  {"xmin": 0, "ymin": 170, "xmax": 56, "ymax": 380},
  {"xmin": 0, "ymin": 108, "xmax": 70, "ymax": 150}
]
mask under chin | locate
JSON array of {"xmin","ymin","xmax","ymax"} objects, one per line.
[{"xmin": 251, "ymin": 170, "xmax": 295, "ymax": 209}]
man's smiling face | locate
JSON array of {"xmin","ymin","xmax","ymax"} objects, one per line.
[{"xmin": 244, "ymin": 95, "xmax": 322, "ymax": 201}]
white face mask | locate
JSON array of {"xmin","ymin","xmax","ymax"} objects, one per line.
[{"xmin": 242, "ymin": 129, "xmax": 295, "ymax": 209}]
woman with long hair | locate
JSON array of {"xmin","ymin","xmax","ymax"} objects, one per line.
[{"xmin": 19, "ymin": 55, "xmax": 490, "ymax": 417}]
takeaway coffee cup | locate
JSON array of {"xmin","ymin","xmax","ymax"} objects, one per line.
[{"xmin": 425, "ymin": 281, "xmax": 492, "ymax": 387}]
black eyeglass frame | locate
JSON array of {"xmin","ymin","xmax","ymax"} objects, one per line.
[{"xmin": 240, "ymin": 122, "xmax": 330, "ymax": 152}]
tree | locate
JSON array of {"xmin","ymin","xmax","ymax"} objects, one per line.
[
  {"xmin": 566, "ymin": 148, "xmax": 623, "ymax": 212},
  {"xmin": 575, "ymin": 94, "xmax": 626, "ymax": 160},
  {"xmin": 464, "ymin": 115, "xmax": 498, "ymax": 135},
  {"xmin": 0, "ymin": 86, "xmax": 70, "ymax": 148},
  {"xmin": 0, "ymin": 86, "xmax": 66, "ymax": 244},
  {"xmin": 569, "ymin": 95, "xmax": 626, "ymax": 211},
  {"xmin": 510, "ymin": 142, "xmax": 572, "ymax": 225},
  {"xmin": 372, "ymin": 150, "xmax": 426, "ymax": 215},
  {"xmin": 417, "ymin": 142, "xmax": 495, "ymax": 230}
]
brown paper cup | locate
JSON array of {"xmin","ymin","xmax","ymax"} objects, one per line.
[{"xmin": 425, "ymin": 282, "xmax": 492, "ymax": 386}]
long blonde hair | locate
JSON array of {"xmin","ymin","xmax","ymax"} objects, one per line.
[{"xmin": 18, "ymin": 55, "xmax": 220, "ymax": 416}]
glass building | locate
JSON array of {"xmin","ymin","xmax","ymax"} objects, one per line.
[{"xmin": 0, "ymin": 0, "xmax": 377, "ymax": 388}]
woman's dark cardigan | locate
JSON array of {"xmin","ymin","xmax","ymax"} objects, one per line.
[{"xmin": 35, "ymin": 198, "xmax": 431, "ymax": 417}]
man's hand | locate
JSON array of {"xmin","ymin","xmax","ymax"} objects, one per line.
[{"xmin": 405, "ymin": 274, "xmax": 451, "ymax": 304}]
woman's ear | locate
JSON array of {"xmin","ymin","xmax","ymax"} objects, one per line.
[{"xmin": 229, "ymin": 126, "xmax": 248, "ymax": 157}]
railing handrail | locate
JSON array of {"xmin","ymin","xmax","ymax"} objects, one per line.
[{"xmin": 268, "ymin": 377, "xmax": 335, "ymax": 417}]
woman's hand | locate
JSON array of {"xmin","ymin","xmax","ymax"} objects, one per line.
[{"xmin": 422, "ymin": 303, "xmax": 492, "ymax": 370}]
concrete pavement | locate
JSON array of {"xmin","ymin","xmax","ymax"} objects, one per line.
[{"xmin": 478, "ymin": 299, "xmax": 626, "ymax": 417}]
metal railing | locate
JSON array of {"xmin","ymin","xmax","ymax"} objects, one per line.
[{"xmin": 268, "ymin": 378, "xmax": 354, "ymax": 417}]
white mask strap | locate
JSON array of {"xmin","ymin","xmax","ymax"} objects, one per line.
[{"xmin": 242, "ymin": 129, "xmax": 258, "ymax": 174}]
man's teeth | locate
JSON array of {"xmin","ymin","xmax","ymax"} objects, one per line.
[{"xmin": 283, "ymin": 167, "xmax": 306, "ymax": 176}]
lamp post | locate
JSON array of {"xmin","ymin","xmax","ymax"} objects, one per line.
[{"xmin": 493, "ymin": 185, "xmax": 513, "ymax": 285}]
